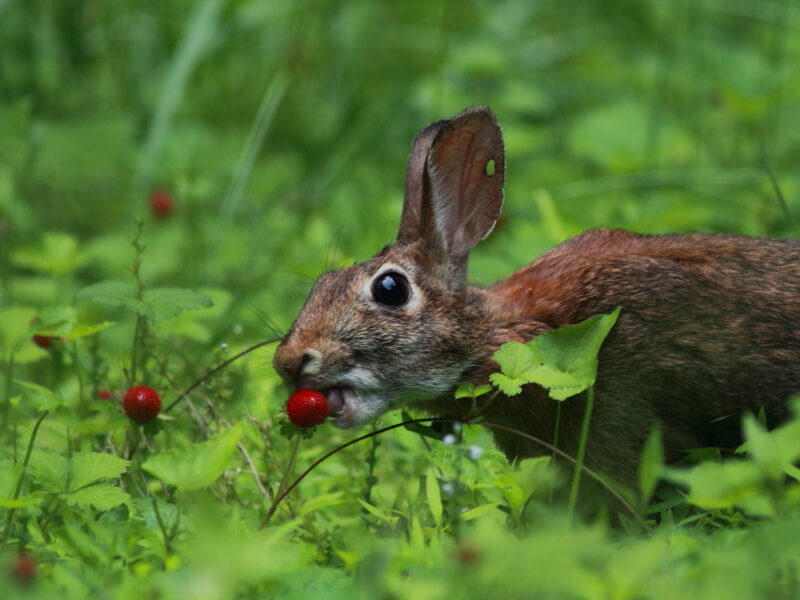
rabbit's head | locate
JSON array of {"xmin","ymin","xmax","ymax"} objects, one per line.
[{"xmin": 274, "ymin": 107, "xmax": 505, "ymax": 427}]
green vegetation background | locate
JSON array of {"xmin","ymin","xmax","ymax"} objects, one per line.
[{"xmin": 1, "ymin": 0, "xmax": 800, "ymax": 598}]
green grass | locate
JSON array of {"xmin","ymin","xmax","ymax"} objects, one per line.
[{"xmin": 1, "ymin": 0, "xmax": 800, "ymax": 597}]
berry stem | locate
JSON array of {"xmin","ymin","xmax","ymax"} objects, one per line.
[
  {"xmin": 1, "ymin": 410, "xmax": 49, "ymax": 542},
  {"xmin": 260, "ymin": 416, "xmax": 649, "ymax": 532},
  {"xmin": 263, "ymin": 433, "xmax": 302, "ymax": 524},
  {"xmin": 164, "ymin": 337, "xmax": 281, "ymax": 413}
]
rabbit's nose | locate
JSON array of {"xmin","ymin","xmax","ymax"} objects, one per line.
[{"xmin": 273, "ymin": 346, "xmax": 322, "ymax": 385}]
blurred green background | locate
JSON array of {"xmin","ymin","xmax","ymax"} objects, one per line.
[{"xmin": 2, "ymin": 0, "xmax": 798, "ymax": 343}]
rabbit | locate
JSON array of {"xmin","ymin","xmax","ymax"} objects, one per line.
[{"xmin": 273, "ymin": 106, "xmax": 800, "ymax": 485}]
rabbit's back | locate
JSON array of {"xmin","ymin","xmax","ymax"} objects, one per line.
[{"xmin": 482, "ymin": 229, "xmax": 800, "ymax": 480}]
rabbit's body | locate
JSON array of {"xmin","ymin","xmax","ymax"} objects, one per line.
[
  {"xmin": 444, "ymin": 228, "xmax": 800, "ymax": 481},
  {"xmin": 274, "ymin": 107, "xmax": 800, "ymax": 485}
]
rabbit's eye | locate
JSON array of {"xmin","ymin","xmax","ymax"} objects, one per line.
[{"xmin": 372, "ymin": 271, "xmax": 410, "ymax": 307}]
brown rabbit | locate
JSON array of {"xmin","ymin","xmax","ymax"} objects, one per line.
[{"xmin": 274, "ymin": 107, "xmax": 800, "ymax": 485}]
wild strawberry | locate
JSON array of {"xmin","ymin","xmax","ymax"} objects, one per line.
[
  {"xmin": 32, "ymin": 335, "xmax": 54, "ymax": 349},
  {"xmin": 286, "ymin": 389, "xmax": 328, "ymax": 428},
  {"xmin": 98, "ymin": 389, "xmax": 113, "ymax": 400},
  {"xmin": 149, "ymin": 189, "xmax": 175, "ymax": 217},
  {"xmin": 123, "ymin": 386, "xmax": 161, "ymax": 424},
  {"xmin": 12, "ymin": 552, "xmax": 36, "ymax": 583}
]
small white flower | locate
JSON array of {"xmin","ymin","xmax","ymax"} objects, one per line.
[
  {"xmin": 233, "ymin": 324, "xmax": 243, "ymax": 334},
  {"xmin": 452, "ymin": 423, "xmax": 463, "ymax": 434},
  {"xmin": 442, "ymin": 434, "xmax": 457, "ymax": 445},
  {"xmin": 468, "ymin": 445, "xmax": 484, "ymax": 460},
  {"xmin": 219, "ymin": 343, "xmax": 228, "ymax": 350},
  {"xmin": 441, "ymin": 482, "xmax": 455, "ymax": 495}
]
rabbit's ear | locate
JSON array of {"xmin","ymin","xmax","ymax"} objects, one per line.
[{"xmin": 397, "ymin": 107, "xmax": 505, "ymax": 261}]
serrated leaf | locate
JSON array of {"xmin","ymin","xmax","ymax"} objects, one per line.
[
  {"xmin": 489, "ymin": 372, "xmax": 524, "ymax": 396},
  {"xmin": 68, "ymin": 453, "xmax": 129, "ymax": 492},
  {"xmin": 65, "ymin": 484, "xmax": 131, "ymax": 510},
  {"xmin": 77, "ymin": 280, "xmax": 213, "ymax": 324},
  {"xmin": 28, "ymin": 449, "xmax": 69, "ymax": 492},
  {"xmin": 639, "ymin": 426, "xmax": 664, "ymax": 503},
  {"xmin": 426, "ymin": 469, "xmax": 443, "ymax": 528},
  {"xmin": 142, "ymin": 423, "xmax": 242, "ymax": 490},
  {"xmin": 493, "ymin": 341, "xmax": 536, "ymax": 379},
  {"xmin": 140, "ymin": 287, "xmax": 213, "ymax": 324}
]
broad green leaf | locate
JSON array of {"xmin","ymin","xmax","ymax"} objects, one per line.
[
  {"xmin": 140, "ymin": 287, "xmax": 213, "ymax": 324},
  {"xmin": 64, "ymin": 320, "xmax": 116, "ymax": 340},
  {"xmin": 667, "ymin": 461, "xmax": 762, "ymax": 510},
  {"xmin": 68, "ymin": 453, "xmax": 129, "ymax": 492},
  {"xmin": 15, "ymin": 379, "xmax": 64, "ymax": 410},
  {"xmin": 490, "ymin": 309, "xmax": 620, "ymax": 401},
  {"xmin": 28, "ymin": 449, "xmax": 69, "ymax": 492},
  {"xmin": 525, "ymin": 308, "xmax": 621, "ymax": 400},
  {"xmin": 13, "ymin": 232, "xmax": 89, "ymax": 275},
  {"xmin": 76, "ymin": 280, "xmax": 212, "ymax": 324},
  {"xmin": 426, "ymin": 469, "xmax": 443, "ymax": 528},
  {"xmin": 142, "ymin": 422, "xmax": 242, "ymax": 490},
  {"xmin": 638, "ymin": 426, "xmax": 664, "ymax": 503},
  {"xmin": 65, "ymin": 484, "xmax": 131, "ymax": 510},
  {"xmin": 33, "ymin": 305, "xmax": 76, "ymax": 336},
  {"xmin": 0, "ymin": 306, "xmax": 39, "ymax": 360}
]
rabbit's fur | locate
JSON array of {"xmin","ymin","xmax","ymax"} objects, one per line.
[{"xmin": 274, "ymin": 107, "xmax": 800, "ymax": 484}]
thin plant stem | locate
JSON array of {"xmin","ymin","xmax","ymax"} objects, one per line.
[
  {"xmin": 2, "ymin": 410, "xmax": 49, "ymax": 542},
  {"xmin": 164, "ymin": 337, "xmax": 281, "ymax": 413},
  {"xmin": 261, "ymin": 415, "xmax": 649, "ymax": 532},
  {"xmin": 263, "ymin": 434, "xmax": 302, "ymax": 525},
  {"xmin": 567, "ymin": 387, "xmax": 595, "ymax": 520}
]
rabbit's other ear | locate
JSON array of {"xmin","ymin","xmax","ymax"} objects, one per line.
[
  {"xmin": 397, "ymin": 119, "xmax": 448, "ymax": 245},
  {"xmin": 397, "ymin": 107, "xmax": 505, "ymax": 261}
]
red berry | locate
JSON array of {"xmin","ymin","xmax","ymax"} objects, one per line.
[
  {"xmin": 98, "ymin": 388, "xmax": 113, "ymax": 400},
  {"xmin": 32, "ymin": 335, "xmax": 53, "ymax": 349},
  {"xmin": 12, "ymin": 552, "xmax": 36, "ymax": 583},
  {"xmin": 286, "ymin": 389, "xmax": 328, "ymax": 428},
  {"xmin": 149, "ymin": 189, "xmax": 174, "ymax": 217},
  {"xmin": 123, "ymin": 386, "xmax": 162, "ymax": 424}
]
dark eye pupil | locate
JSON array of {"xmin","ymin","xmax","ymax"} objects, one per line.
[{"xmin": 372, "ymin": 272, "xmax": 409, "ymax": 306}]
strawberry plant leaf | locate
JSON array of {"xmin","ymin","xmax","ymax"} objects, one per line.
[
  {"xmin": 28, "ymin": 449, "xmax": 69, "ymax": 493},
  {"xmin": 142, "ymin": 422, "xmax": 243, "ymax": 490},
  {"xmin": 140, "ymin": 287, "xmax": 213, "ymax": 324},
  {"xmin": 65, "ymin": 483, "xmax": 131, "ymax": 510},
  {"xmin": 68, "ymin": 453, "xmax": 129, "ymax": 492}
]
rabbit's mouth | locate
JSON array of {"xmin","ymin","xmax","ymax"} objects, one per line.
[{"xmin": 321, "ymin": 385, "xmax": 392, "ymax": 429}]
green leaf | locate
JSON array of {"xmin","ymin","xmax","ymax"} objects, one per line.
[
  {"xmin": 525, "ymin": 308, "xmax": 621, "ymax": 401},
  {"xmin": 68, "ymin": 453, "xmax": 129, "ymax": 492},
  {"xmin": 33, "ymin": 305, "xmax": 76, "ymax": 336},
  {"xmin": 667, "ymin": 461, "xmax": 763, "ymax": 510},
  {"xmin": 76, "ymin": 281, "xmax": 212, "ymax": 324},
  {"xmin": 0, "ymin": 306, "xmax": 40, "ymax": 361},
  {"xmin": 141, "ymin": 287, "xmax": 213, "ymax": 324},
  {"xmin": 0, "ymin": 494, "xmax": 43, "ymax": 508},
  {"xmin": 490, "ymin": 309, "xmax": 620, "ymax": 401},
  {"xmin": 454, "ymin": 382, "xmax": 493, "ymax": 400},
  {"xmin": 426, "ymin": 469, "xmax": 443, "ymax": 528},
  {"xmin": 459, "ymin": 502, "xmax": 502, "ymax": 521},
  {"xmin": 28, "ymin": 449, "xmax": 69, "ymax": 492},
  {"xmin": 142, "ymin": 423, "xmax": 243, "ymax": 490},
  {"xmin": 65, "ymin": 484, "xmax": 131, "ymax": 510},
  {"xmin": 638, "ymin": 426, "xmax": 664, "ymax": 503},
  {"xmin": 356, "ymin": 499, "xmax": 399, "ymax": 526}
]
